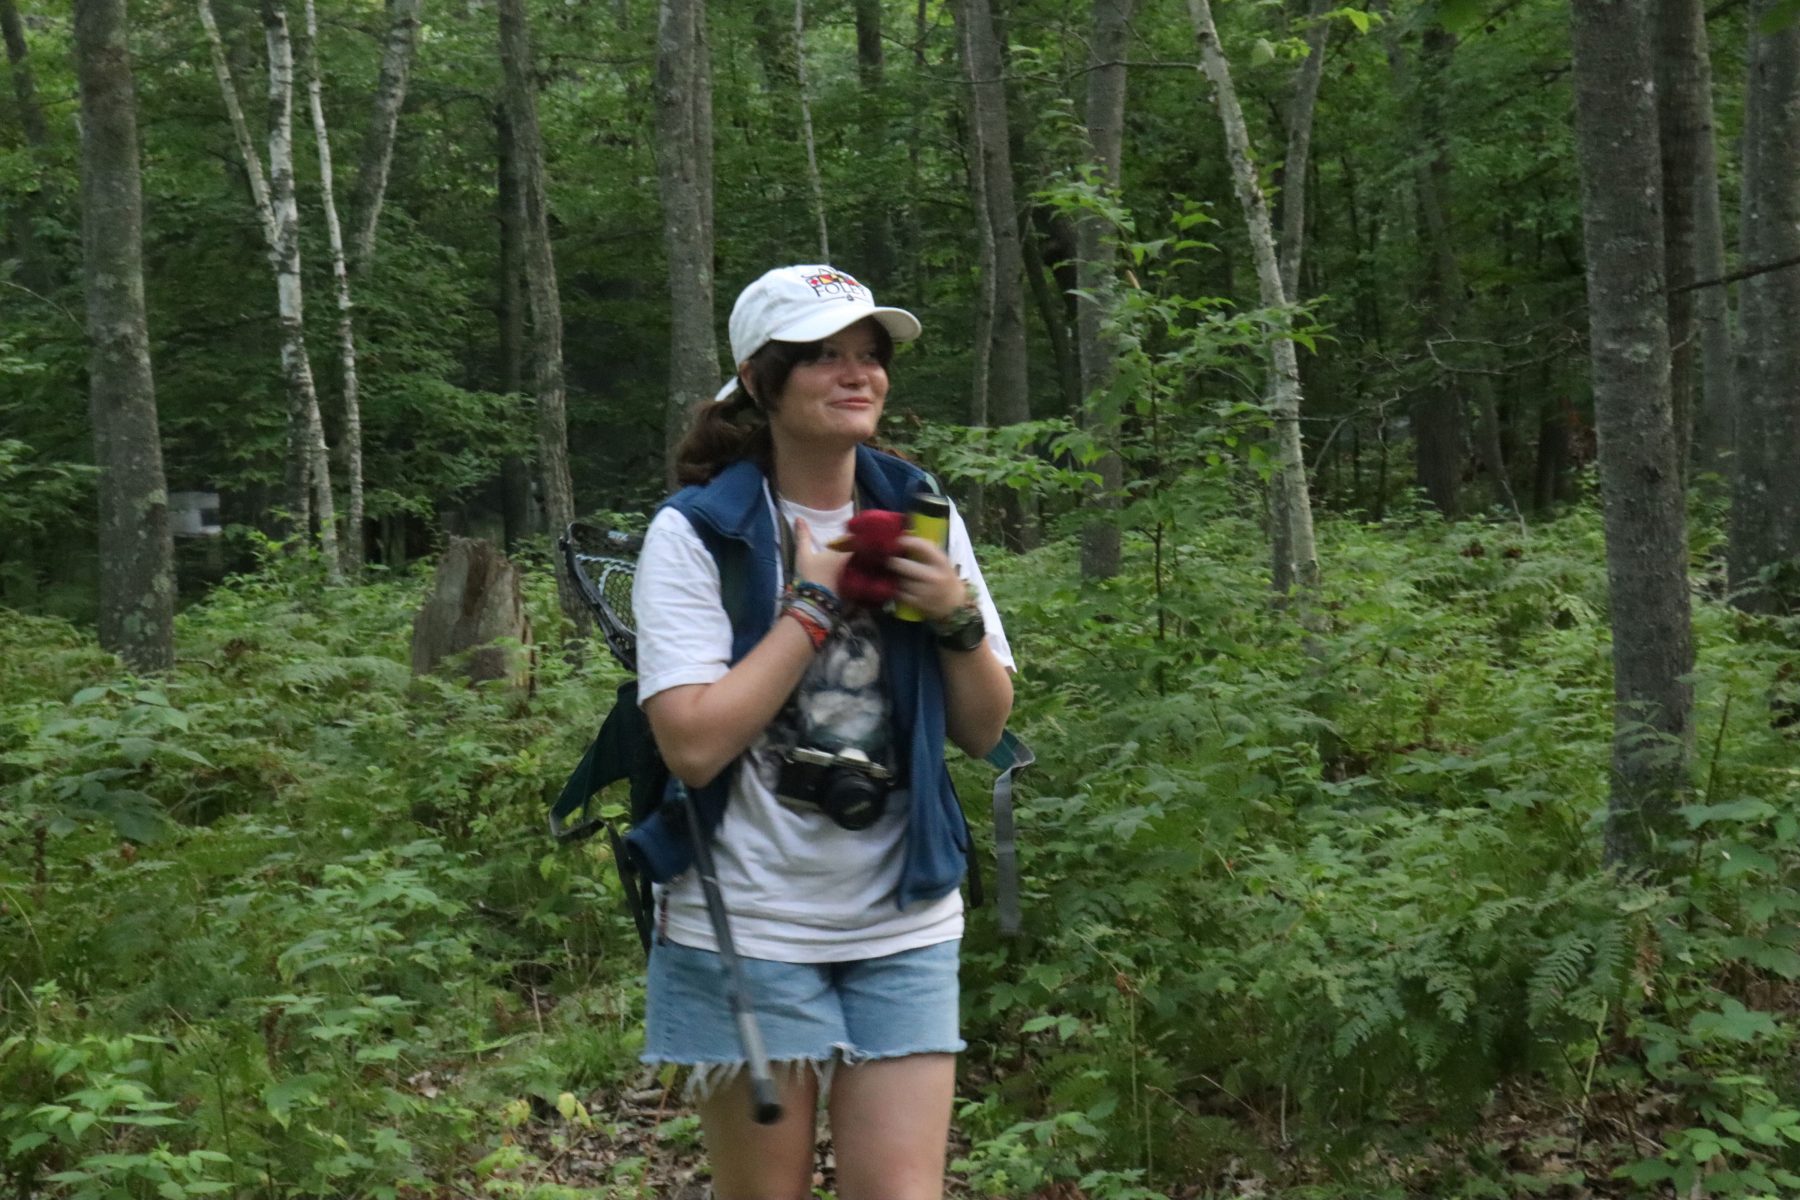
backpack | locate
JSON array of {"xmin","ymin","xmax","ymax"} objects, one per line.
[{"xmin": 547, "ymin": 519, "xmax": 1033, "ymax": 953}]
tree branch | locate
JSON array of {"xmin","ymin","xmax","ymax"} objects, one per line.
[{"xmin": 1671, "ymin": 252, "xmax": 1800, "ymax": 294}]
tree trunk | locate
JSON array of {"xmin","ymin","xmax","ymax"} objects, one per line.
[
  {"xmin": 794, "ymin": 0, "xmax": 829, "ymax": 261},
  {"xmin": 350, "ymin": 0, "xmax": 420, "ymax": 273},
  {"xmin": 495, "ymin": 103, "xmax": 533, "ymax": 553},
  {"xmin": 302, "ymin": 0, "xmax": 364, "ymax": 575},
  {"xmin": 1729, "ymin": 4, "xmax": 1800, "ymax": 614},
  {"xmin": 1188, "ymin": 0, "xmax": 1320, "ymax": 593},
  {"xmin": 656, "ymin": 0, "xmax": 718, "ymax": 490},
  {"xmin": 2, "ymin": 0, "xmax": 47, "ymax": 147},
  {"xmin": 852, "ymin": 0, "xmax": 894, "ymax": 282},
  {"xmin": 957, "ymin": 32, "xmax": 995, "ymax": 540},
  {"xmin": 1684, "ymin": 7, "xmax": 1734, "ymax": 473},
  {"xmin": 75, "ymin": 0, "xmax": 175, "ymax": 673},
  {"xmin": 410, "ymin": 538, "xmax": 533, "ymax": 689},
  {"xmin": 261, "ymin": 0, "xmax": 338, "ymax": 576},
  {"xmin": 1277, "ymin": 0, "xmax": 1331, "ymax": 302},
  {"xmin": 1655, "ymin": 0, "xmax": 1711, "ymax": 484},
  {"xmin": 1076, "ymin": 0, "xmax": 1134, "ymax": 581},
  {"xmin": 1569, "ymin": 0, "xmax": 1695, "ymax": 865},
  {"xmin": 2, "ymin": 0, "xmax": 53, "ymax": 289},
  {"xmin": 498, "ymin": 0, "xmax": 585, "ymax": 632},
  {"xmin": 954, "ymin": 0, "xmax": 1035, "ymax": 548},
  {"xmin": 1379, "ymin": 13, "xmax": 1461, "ymax": 518},
  {"xmin": 1023, "ymin": 223, "xmax": 1081, "ymax": 415}
]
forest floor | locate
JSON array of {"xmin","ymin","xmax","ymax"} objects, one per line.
[{"xmin": 507, "ymin": 1071, "xmax": 1637, "ymax": 1198}]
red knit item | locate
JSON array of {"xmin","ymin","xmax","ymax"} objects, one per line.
[{"xmin": 833, "ymin": 509, "xmax": 907, "ymax": 607}]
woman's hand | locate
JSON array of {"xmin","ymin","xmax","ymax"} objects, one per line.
[
  {"xmin": 889, "ymin": 535, "xmax": 969, "ymax": 623},
  {"xmin": 792, "ymin": 516, "xmax": 850, "ymax": 594}
]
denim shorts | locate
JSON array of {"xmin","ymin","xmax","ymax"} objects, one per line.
[{"xmin": 642, "ymin": 938, "xmax": 965, "ymax": 1099}]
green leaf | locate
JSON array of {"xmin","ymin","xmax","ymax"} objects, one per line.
[
  {"xmin": 1251, "ymin": 38, "xmax": 1277, "ymax": 66},
  {"xmin": 263, "ymin": 1074, "xmax": 330, "ymax": 1129},
  {"xmin": 1688, "ymin": 999, "xmax": 1778, "ymax": 1044},
  {"xmin": 1437, "ymin": 0, "xmax": 1485, "ymax": 33},
  {"xmin": 8, "ymin": 1132, "xmax": 50, "ymax": 1155}
]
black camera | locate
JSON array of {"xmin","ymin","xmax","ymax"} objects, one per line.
[{"xmin": 776, "ymin": 746, "xmax": 893, "ymax": 831}]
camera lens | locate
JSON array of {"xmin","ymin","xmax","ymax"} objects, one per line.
[{"xmin": 824, "ymin": 770, "xmax": 888, "ymax": 831}]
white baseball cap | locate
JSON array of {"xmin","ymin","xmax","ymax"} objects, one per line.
[{"xmin": 714, "ymin": 264, "xmax": 922, "ymax": 402}]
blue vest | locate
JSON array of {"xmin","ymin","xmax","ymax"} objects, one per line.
[{"xmin": 620, "ymin": 445, "xmax": 972, "ymax": 910}]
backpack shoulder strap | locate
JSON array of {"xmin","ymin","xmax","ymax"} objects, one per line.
[{"xmin": 983, "ymin": 729, "xmax": 1035, "ymax": 937}]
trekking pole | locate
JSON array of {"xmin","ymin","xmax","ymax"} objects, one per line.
[{"xmin": 675, "ymin": 780, "xmax": 784, "ymax": 1125}]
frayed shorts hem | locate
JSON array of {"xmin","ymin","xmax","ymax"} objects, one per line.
[{"xmin": 642, "ymin": 1043, "xmax": 965, "ymax": 1104}]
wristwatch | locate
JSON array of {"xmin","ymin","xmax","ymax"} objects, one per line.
[{"xmin": 929, "ymin": 601, "xmax": 986, "ymax": 652}]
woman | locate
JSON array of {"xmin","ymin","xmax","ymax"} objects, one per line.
[{"xmin": 629, "ymin": 264, "xmax": 1016, "ymax": 1200}]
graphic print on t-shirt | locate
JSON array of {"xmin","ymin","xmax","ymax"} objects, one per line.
[{"xmin": 751, "ymin": 608, "xmax": 892, "ymax": 794}]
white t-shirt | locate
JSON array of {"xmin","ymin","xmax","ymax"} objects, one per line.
[{"xmin": 632, "ymin": 485, "xmax": 1015, "ymax": 962}]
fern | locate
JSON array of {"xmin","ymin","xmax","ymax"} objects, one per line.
[{"xmin": 1528, "ymin": 931, "xmax": 1594, "ymax": 1028}]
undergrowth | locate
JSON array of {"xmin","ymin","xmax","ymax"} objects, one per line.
[{"xmin": 3, "ymin": 505, "xmax": 1797, "ymax": 1198}]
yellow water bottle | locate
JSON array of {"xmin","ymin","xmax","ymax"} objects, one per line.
[{"xmin": 894, "ymin": 492, "xmax": 951, "ymax": 622}]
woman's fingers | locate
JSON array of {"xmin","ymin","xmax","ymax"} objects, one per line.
[{"xmin": 792, "ymin": 516, "xmax": 850, "ymax": 590}]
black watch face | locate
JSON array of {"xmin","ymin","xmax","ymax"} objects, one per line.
[{"xmin": 940, "ymin": 620, "xmax": 985, "ymax": 652}]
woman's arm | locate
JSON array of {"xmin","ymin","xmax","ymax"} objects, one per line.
[
  {"xmin": 889, "ymin": 534, "xmax": 1014, "ymax": 758},
  {"xmin": 642, "ymin": 517, "xmax": 847, "ymax": 789}
]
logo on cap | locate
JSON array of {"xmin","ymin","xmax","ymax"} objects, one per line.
[{"xmin": 803, "ymin": 270, "xmax": 869, "ymax": 302}]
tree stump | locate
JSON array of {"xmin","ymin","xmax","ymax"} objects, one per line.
[{"xmin": 410, "ymin": 537, "xmax": 533, "ymax": 689}]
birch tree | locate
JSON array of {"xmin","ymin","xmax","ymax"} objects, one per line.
[
  {"xmin": 1076, "ymin": 0, "xmax": 1134, "ymax": 581},
  {"xmin": 350, "ymin": 0, "xmax": 421, "ymax": 273},
  {"xmin": 1568, "ymin": 0, "xmax": 1694, "ymax": 863},
  {"xmin": 498, "ymin": 0, "xmax": 584, "ymax": 629},
  {"xmin": 1187, "ymin": 0, "xmax": 1320, "ymax": 592},
  {"xmin": 197, "ymin": 0, "xmax": 338, "ymax": 573},
  {"xmin": 75, "ymin": 0, "xmax": 175, "ymax": 672},
  {"xmin": 1729, "ymin": 2, "xmax": 1800, "ymax": 614},
  {"xmin": 655, "ymin": 0, "xmax": 717, "ymax": 488},
  {"xmin": 301, "ymin": 0, "xmax": 365, "ymax": 574}
]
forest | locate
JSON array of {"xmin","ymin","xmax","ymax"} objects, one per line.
[{"xmin": 3, "ymin": 0, "xmax": 1799, "ymax": 1194}]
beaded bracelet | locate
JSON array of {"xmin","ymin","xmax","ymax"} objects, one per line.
[{"xmin": 793, "ymin": 580, "xmax": 842, "ymax": 617}]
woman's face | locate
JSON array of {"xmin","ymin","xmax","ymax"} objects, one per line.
[{"xmin": 765, "ymin": 320, "xmax": 890, "ymax": 449}]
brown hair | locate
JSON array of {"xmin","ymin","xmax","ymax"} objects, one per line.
[{"xmin": 671, "ymin": 321, "xmax": 896, "ymax": 487}]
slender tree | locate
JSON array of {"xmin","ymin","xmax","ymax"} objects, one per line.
[
  {"xmin": 260, "ymin": 0, "xmax": 339, "ymax": 574},
  {"xmin": 350, "ymin": 0, "xmax": 421, "ymax": 273},
  {"xmin": 852, "ymin": 0, "xmax": 894, "ymax": 283},
  {"xmin": 1076, "ymin": 0, "xmax": 1134, "ymax": 581},
  {"xmin": 1277, "ymin": 0, "xmax": 1331, "ymax": 302},
  {"xmin": 197, "ymin": 0, "xmax": 338, "ymax": 571},
  {"xmin": 794, "ymin": 0, "xmax": 829, "ymax": 260},
  {"xmin": 301, "ymin": 0, "xmax": 365, "ymax": 574},
  {"xmin": 1, "ymin": 0, "xmax": 46, "ymax": 148},
  {"xmin": 655, "ymin": 0, "xmax": 717, "ymax": 487},
  {"xmin": 74, "ymin": 0, "xmax": 175, "ymax": 672},
  {"xmin": 2, "ymin": 0, "xmax": 52, "ymax": 289},
  {"xmin": 1377, "ymin": 10, "xmax": 1460, "ymax": 517},
  {"xmin": 1729, "ymin": 2, "xmax": 1800, "ymax": 613},
  {"xmin": 1188, "ymin": 0, "xmax": 1321, "ymax": 592},
  {"xmin": 1568, "ymin": 0, "xmax": 1695, "ymax": 863},
  {"xmin": 498, "ymin": 0, "xmax": 584, "ymax": 630},
  {"xmin": 496, "ymin": 103, "xmax": 533, "ymax": 552},
  {"xmin": 954, "ymin": 0, "xmax": 1035, "ymax": 547},
  {"xmin": 1656, "ymin": 0, "xmax": 1725, "ymax": 481}
]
